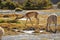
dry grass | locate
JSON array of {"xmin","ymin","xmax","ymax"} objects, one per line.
[{"xmin": 0, "ymin": 10, "xmax": 60, "ymax": 35}]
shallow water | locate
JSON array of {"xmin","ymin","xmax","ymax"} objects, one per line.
[
  {"xmin": 18, "ymin": 18, "xmax": 27, "ymax": 20},
  {"xmin": 2, "ymin": 30, "xmax": 60, "ymax": 40},
  {"xmin": 0, "ymin": 10, "xmax": 60, "ymax": 16},
  {"xmin": 22, "ymin": 30, "xmax": 44, "ymax": 34},
  {"xmin": 2, "ymin": 33, "xmax": 60, "ymax": 40}
]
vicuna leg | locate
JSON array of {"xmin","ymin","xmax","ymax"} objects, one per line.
[
  {"xmin": 53, "ymin": 23, "xmax": 57, "ymax": 33},
  {"xmin": 0, "ymin": 36, "xmax": 2, "ymax": 40},
  {"xmin": 29, "ymin": 18, "xmax": 33, "ymax": 26},
  {"xmin": 0, "ymin": 31, "xmax": 4, "ymax": 40},
  {"xmin": 46, "ymin": 23, "xmax": 49, "ymax": 31},
  {"xmin": 52, "ymin": 20, "xmax": 57, "ymax": 33},
  {"xmin": 50, "ymin": 23, "xmax": 57, "ymax": 33},
  {"xmin": 49, "ymin": 24, "xmax": 52, "ymax": 32},
  {"xmin": 36, "ymin": 18, "xmax": 39, "ymax": 25},
  {"xmin": 35, "ymin": 15, "xmax": 39, "ymax": 25},
  {"xmin": 46, "ymin": 23, "xmax": 51, "ymax": 32},
  {"xmin": 25, "ymin": 18, "xmax": 28, "ymax": 26}
]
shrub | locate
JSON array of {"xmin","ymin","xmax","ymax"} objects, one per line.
[
  {"xmin": 24, "ymin": 0, "xmax": 52, "ymax": 10},
  {"xmin": 5, "ymin": 1, "xmax": 16, "ymax": 10},
  {"xmin": 0, "ymin": 0, "xmax": 23, "ymax": 10},
  {"xmin": 0, "ymin": 20, "xmax": 4, "ymax": 23},
  {"xmin": 57, "ymin": 2, "xmax": 60, "ymax": 9}
]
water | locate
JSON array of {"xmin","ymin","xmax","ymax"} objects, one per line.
[
  {"xmin": 23, "ymin": 30, "xmax": 34, "ymax": 34},
  {"xmin": 18, "ymin": 18, "xmax": 27, "ymax": 20},
  {"xmin": 0, "ymin": 10, "xmax": 15, "ymax": 14},
  {"xmin": 2, "ymin": 33, "xmax": 60, "ymax": 40},
  {"xmin": 22, "ymin": 30, "xmax": 44, "ymax": 34},
  {"xmin": 0, "ymin": 10, "xmax": 60, "ymax": 16},
  {"xmin": 2, "ymin": 30, "xmax": 60, "ymax": 40}
]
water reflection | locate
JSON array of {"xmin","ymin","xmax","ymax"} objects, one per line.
[{"xmin": 23, "ymin": 30, "xmax": 44, "ymax": 34}]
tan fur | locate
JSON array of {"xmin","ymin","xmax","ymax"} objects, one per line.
[
  {"xmin": 15, "ymin": 12, "xmax": 39, "ymax": 26},
  {"xmin": 0, "ymin": 27, "xmax": 4, "ymax": 40},
  {"xmin": 46, "ymin": 14, "xmax": 57, "ymax": 33}
]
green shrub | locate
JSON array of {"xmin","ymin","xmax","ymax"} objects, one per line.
[
  {"xmin": 5, "ymin": 1, "xmax": 16, "ymax": 10},
  {"xmin": 0, "ymin": 19, "xmax": 4, "ymax": 23},
  {"xmin": 24, "ymin": 0, "xmax": 52, "ymax": 10},
  {"xmin": 0, "ymin": 0, "xmax": 23, "ymax": 10}
]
